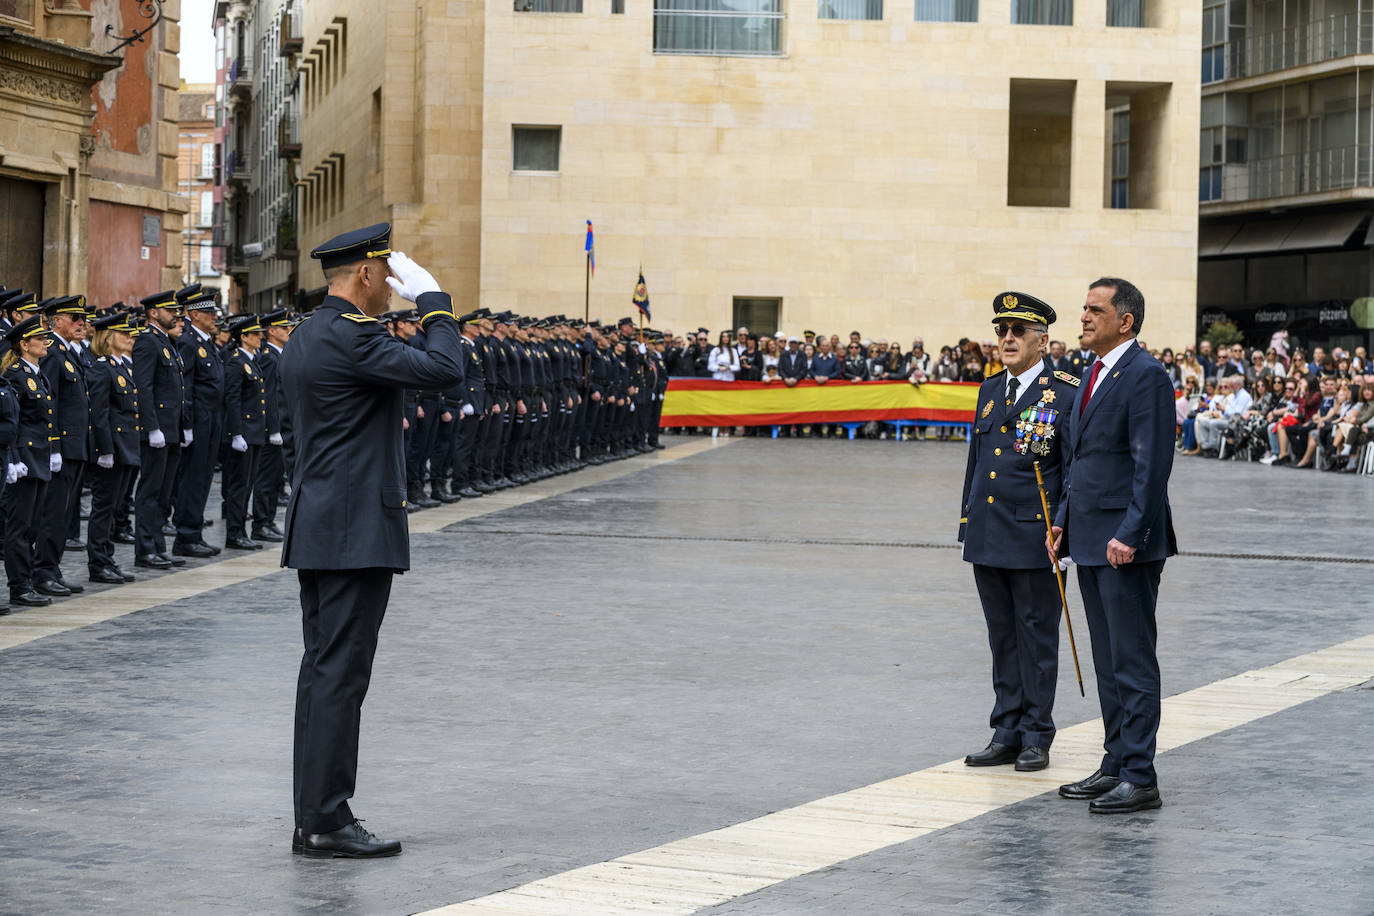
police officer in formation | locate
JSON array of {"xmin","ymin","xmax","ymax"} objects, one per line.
[{"xmin": 959, "ymin": 292, "xmax": 1078, "ymax": 773}]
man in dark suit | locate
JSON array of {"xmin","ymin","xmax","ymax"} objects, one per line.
[
  {"xmin": 1050, "ymin": 277, "xmax": 1177, "ymax": 815},
  {"xmin": 1067, "ymin": 335, "xmax": 1095, "ymax": 378},
  {"xmin": 960, "ymin": 292, "xmax": 1079, "ymax": 773},
  {"xmin": 280, "ymin": 224, "xmax": 463, "ymax": 858},
  {"xmin": 1048, "ymin": 339, "xmax": 1072, "ymax": 375}
]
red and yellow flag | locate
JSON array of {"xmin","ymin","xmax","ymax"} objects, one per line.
[{"xmin": 660, "ymin": 379, "xmax": 980, "ymax": 428}]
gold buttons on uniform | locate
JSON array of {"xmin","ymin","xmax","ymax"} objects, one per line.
[
  {"xmin": 989, "ymin": 471, "xmax": 996, "ymax": 479},
  {"xmin": 994, "ymin": 448, "xmax": 1001, "ymax": 456},
  {"xmin": 987, "ymin": 496, "xmax": 994, "ymax": 503},
  {"xmin": 1000, "ymin": 425, "xmax": 1007, "ymax": 433}
]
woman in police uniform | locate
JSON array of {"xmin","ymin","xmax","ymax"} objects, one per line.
[
  {"xmin": 221, "ymin": 314, "xmax": 269, "ymax": 550},
  {"xmin": 3, "ymin": 317, "xmax": 57, "ymax": 607},
  {"xmin": 86, "ymin": 312, "xmax": 141, "ymax": 585}
]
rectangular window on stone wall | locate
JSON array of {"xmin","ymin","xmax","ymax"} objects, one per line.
[
  {"xmin": 654, "ymin": 0, "xmax": 784, "ymax": 56},
  {"xmin": 1011, "ymin": 0, "xmax": 1071, "ymax": 25},
  {"xmin": 820, "ymin": 0, "xmax": 882, "ymax": 19},
  {"xmin": 1104, "ymin": 81, "xmax": 1170, "ymax": 209},
  {"xmin": 1007, "ymin": 79, "xmax": 1074, "ymax": 207},
  {"xmin": 1109, "ymin": 109, "xmax": 1129, "ymax": 208},
  {"xmin": 515, "ymin": 0, "xmax": 583, "ymax": 10},
  {"xmin": 613, "ymin": 0, "xmax": 624, "ymax": 11},
  {"xmin": 200, "ymin": 143, "xmax": 214, "ymax": 178},
  {"xmin": 513, "ymin": 126, "xmax": 561, "ymax": 172},
  {"xmin": 1106, "ymin": 0, "xmax": 1142, "ymax": 27},
  {"xmin": 370, "ymin": 89, "xmax": 382, "ymax": 173},
  {"xmin": 732, "ymin": 298, "xmax": 781, "ymax": 338},
  {"xmin": 915, "ymin": 0, "xmax": 977, "ymax": 21}
]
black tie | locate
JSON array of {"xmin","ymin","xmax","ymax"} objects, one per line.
[{"xmin": 1006, "ymin": 377, "xmax": 1019, "ymax": 407}]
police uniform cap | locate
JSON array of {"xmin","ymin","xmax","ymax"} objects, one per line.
[
  {"xmin": 309, "ymin": 222, "xmax": 392, "ymax": 270},
  {"xmin": 0, "ymin": 288, "xmax": 29, "ymax": 308},
  {"xmin": 0, "ymin": 286, "xmax": 19, "ymax": 303},
  {"xmin": 261, "ymin": 308, "xmax": 290, "ymax": 327},
  {"xmin": 37, "ymin": 298, "xmax": 60, "ymax": 317},
  {"xmin": 228, "ymin": 314, "xmax": 262, "ymax": 336},
  {"xmin": 802, "ymin": 329, "xmax": 816, "ymax": 337},
  {"xmin": 457, "ymin": 310, "xmax": 483, "ymax": 324},
  {"xmin": 396, "ymin": 309, "xmax": 419, "ymax": 323},
  {"xmin": 89, "ymin": 311, "xmax": 131, "ymax": 332},
  {"xmin": 52, "ymin": 294, "xmax": 87, "ymax": 317},
  {"xmin": 183, "ymin": 290, "xmax": 219, "ymax": 312},
  {"xmin": 5, "ymin": 316, "xmax": 48, "ymax": 348},
  {"xmin": 10, "ymin": 292, "xmax": 39, "ymax": 312},
  {"xmin": 493, "ymin": 312, "xmax": 515, "ymax": 325},
  {"xmin": 140, "ymin": 289, "xmax": 180, "ymax": 310},
  {"xmin": 618, "ymin": 316, "xmax": 635, "ymax": 326},
  {"xmin": 992, "ymin": 291, "xmax": 1056, "ymax": 327},
  {"xmin": 175, "ymin": 283, "xmax": 203, "ymax": 304}
]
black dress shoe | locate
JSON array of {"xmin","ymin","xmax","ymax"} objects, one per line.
[
  {"xmin": 0, "ymin": 604, "xmax": 9, "ymax": 616},
  {"xmin": 88, "ymin": 567, "xmax": 126, "ymax": 585},
  {"xmin": 1015, "ymin": 745, "xmax": 1049, "ymax": 771},
  {"xmin": 134, "ymin": 553, "xmax": 173, "ymax": 570},
  {"xmin": 300, "ymin": 820, "xmax": 401, "ymax": 859},
  {"xmin": 1058, "ymin": 768, "xmax": 1121, "ymax": 800},
  {"xmin": 251, "ymin": 528, "xmax": 284, "ymax": 543},
  {"xmin": 159, "ymin": 553, "xmax": 187, "ymax": 567},
  {"xmin": 1089, "ymin": 780, "xmax": 1162, "ymax": 814},
  {"xmin": 112, "ymin": 565, "xmax": 135, "ymax": 583},
  {"xmin": 263, "ymin": 523, "xmax": 285, "ymax": 538},
  {"xmin": 56, "ymin": 577, "xmax": 84, "ymax": 594},
  {"xmin": 224, "ymin": 536, "xmax": 262, "ymax": 550},
  {"xmin": 64, "ymin": 538, "xmax": 86, "ymax": 551},
  {"xmin": 964, "ymin": 741, "xmax": 1020, "ymax": 767},
  {"xmin": 457, "ymin": 487, "xmax": 482, "ymax": 499},
  {"xmin": 112, "ymin": 530, "xmax": 136, "ymax": 544},
  {"xmin": 9, "ymin": 590, "xmax": 51, "ymax": 607},
  {"xmin": 34, "ymin": 579, "xmax": 72, "ymax": 598},
  {"xmin": 173, "ymin": 541, "xmax": 219, "ymax": 558},
  {"xmin": 292, "ymin": 827, "xmax": 303, "ymax": 854}
]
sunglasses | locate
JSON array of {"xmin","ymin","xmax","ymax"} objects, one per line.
[{"xmin": 993, "ymin": 323, "xmax": 1037, "ymax": 338}]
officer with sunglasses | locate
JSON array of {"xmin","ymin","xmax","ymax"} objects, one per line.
[{"xmin": 958, "ymin": 291, "xmax": 1079, "ymax": 774}]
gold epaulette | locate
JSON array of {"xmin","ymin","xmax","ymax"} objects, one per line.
[
  {"xmin": 1054, "ymin": 370, "xmax": 1080, "ymax": 387},
  {"xmin": 340, "ymin": 312, "xmax": 377, "ymax": 324}
]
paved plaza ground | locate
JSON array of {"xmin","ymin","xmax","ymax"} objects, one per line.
[{"xmin": 1, "ymin": 438, "xmax": 1372, "ymax": 915}]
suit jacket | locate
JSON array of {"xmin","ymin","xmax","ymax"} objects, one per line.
[
  {"xmin": 1055, "ymin": 342, "xmax": 1177, "ymax": 566},
  {"xmin": 279, "ymin": 293, "xmax": 463, "ymax": 571},
  {"xmin": 778, "ymin": 350, "xmax": 808, "ymax": 380},
  {"xmin": 224, "ymin": 347, "xmax": 269, "ymax": 445},
  {"xmin": 133, "ymin": 325, "xmax": 187, "ymax": 439},
  {"xmin": 178, "ymin": 328, "xmax": 225, "ymax": 421},
  {"xmin": 4, "ymin": 361, "xmax": 55, "ymax": 481},
  {"xmin": 88, "ymin": 356, "xmax": 141, "ymax": 467},
  {"xmin": 959, "ymin": 359, "xmax": 1077, "ymax": 568},
  {"xmin": 40, "ymin": 337, "xmax": 91, "ymax": 462}
]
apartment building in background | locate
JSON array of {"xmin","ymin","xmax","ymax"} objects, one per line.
[
  {"xmin": 1199, "ymin": 0, "xmax": 1374, "ymax": 352},
  {"xmin": 0, "ymin": 0, "xmax": 186, "ymax": 306},
  {"xmin": 177, "ymin": 82, "xmax": 230, "ymax": 299}
]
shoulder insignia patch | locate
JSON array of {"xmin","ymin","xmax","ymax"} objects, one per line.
[
  {"xmin": 1054, "ymin": 370, "xmax": 1080, "ymax": 387},
  {"xmin": 340, "ymin": 313, "xmax": 377, "ymax": 324}
]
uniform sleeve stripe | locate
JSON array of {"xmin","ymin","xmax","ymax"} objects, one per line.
[{"xmin": 419, "ymin": 309, "xmax": 453, "ymax": 325}]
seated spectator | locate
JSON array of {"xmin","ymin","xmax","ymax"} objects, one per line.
[
  {"xmin": 1261, "ymin": 377, "xmax": 1304, "ymax": 464},
  {"xmin": 1330, "ymin": 381, "xmax": 1374, "ymax": 471},
  {"xmin": 1278, "ymin": 376, "xmax": 1334, "ymax": 468},
  {"xmin": 1160, "ymin": 347, "xmax": 1181, "ymax": 388},
  {"xmin": 1260, "ymin": 348, "xmax": 1286, "ymax": 379},
  {"xmin": 1181, "ymin": 378, "xmax": 1219, "ymax": 455},
  {"xmin": 1195, "ymin": 376, "xmax": 1250, "ymax": 456}
]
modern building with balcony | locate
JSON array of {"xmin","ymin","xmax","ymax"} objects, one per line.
[
  {"xmin": 294, "ymin": 0, "xmax": 1201, "ymax": 347},
  {"xmin": 177, "ymin": 83, "xmax": 230, "ymax": 301},
  {"xmin": 1199, "ymin": 0, "xmax": 1374, "ymax": 352}
]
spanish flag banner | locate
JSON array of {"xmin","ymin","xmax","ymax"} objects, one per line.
[{"xmin": 660, "ymin": 379, "xmax": 980, "ymax": 428}]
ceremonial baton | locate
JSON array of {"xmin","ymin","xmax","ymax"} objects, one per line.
[{"xmin": 1033, "ymin": 460, "xmax": 1084, "ymax": 697}]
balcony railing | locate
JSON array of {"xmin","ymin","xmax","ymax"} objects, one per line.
[
  {"xmin": 1224, "ymin": 12, "xmax": 1374, "ymax": 81},
  {"xmin": 226, "ymin": 149, "xmax": 250, "ymax": 184},
  {"xmin": 229, "ymin": 56, "xmax": 252, "ymax": 94},
  {"xmin": 277, "ymin": 109, "xmax": 301, "ymax": 158},
  {"xmin": 279, "ymin": 6, "xmax": 303, "ymax": 56},
  {"xmin": 1215, "ymin": 144, "xmax": 1374, "ymax": 202}
]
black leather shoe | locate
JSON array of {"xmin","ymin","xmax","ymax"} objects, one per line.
[
  {"xmin": 1058, "ymin": 768, "xmax": 1121, "ymax": 800},
  {"xmin": 251, "ymin": 528, "xmax": 284, "ymax": 543},
  {"xmin": 224, "ymin": 536, "xmax": 261, "ymax": 550},
  {"xmin": 1089, "ymin": 780, "xmax": 1162, "ymax": 814},
  {"xmin": 1015, "ymin": 746, "xmax": 1049, "ymax": 771},
  {"xmin": 134, "ymin": 553, "xmax": 173, "ymax": 570},
  {"xmin": 35, "ymin": 579, "xmax": 72, "ymax": 598},
  {"xmin": 113, "ymin": 565, "xmax": 135, "ymax": 583},
  {"xmin": 292, "ymin": 827, "xmax": 303, "ymax": 854},
  {"xmin": 0, "ymin": 603, "xmax": 9, "ymax": 616},
  {"xmin": 55, "ymin": 577, "xmax": 84, "ymax": 594},
  {"xmin": 112, "ymin": 530, "xmax": 136, "ymax": 544},
  {"xmin": 263, "ymin": 523, "xmax": 285, "ymax": 539},
  {"xmin": 9, "ymin": 590, "xmax": 51, "ymax": 607},
  {"xmin": 430, "ymin": 484, "xmax": 460, "ymax": 504},
  {"xmin": 300, "ymin": 820, "xmax": 402, "ymax": 859},
  {"xmin": 64, "ymin": 538, "xmax": 85, "ymax": 551},
  {"xmin": 159, "ymin": 553, "xmax": 187, "ymax": 567},
  {"xmin": 161, "ymin": 522, "xmax": 177, "ymax": 537},
  {"xmin": 88, "ymin": 567, "xmax": 126, "ymax": 585},
  {"xmin": 457, "ymin": 486, "xmax": 482, "ymax": 499},
  {"xmin": 173, "ymin": 541, "xmax": 219, "ymax": 558},
  {"xmin": 964, "ymin": 741, "xmax": 1020, "ymax": 767}
]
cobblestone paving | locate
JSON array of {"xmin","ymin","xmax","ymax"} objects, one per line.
[{"xmin": 0, "ymin": 440, "xmax": 1370, "ymax": 915}]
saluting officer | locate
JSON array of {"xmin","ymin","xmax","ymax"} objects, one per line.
[
  {"xmin": 959, "ymin": 292, "xmax": 1078, "ymax": 773},
  {"xmin": 221, "ymin": 314, "xmax": 271, "ymax": 550},
  {"xmin": 281, "ymin": 225, "xmax": 464, "ymax": 859},
  {"xmin": 172, "ymin": 290, "xmax": 225, "ymax": 558},
  {"xmin": 85, "ymin": 311, "xmax": 141, "ymax": 585},
  {"xmin": 251, "ymin": 309, "xmax": 290, "ymax": 542},
  {"xmin": 3, "ymin": 317, "xmax": 57, "ymax": 608},
  {"xmin": 33, "ymin": 295, "xmax": 92, "ymax": 598},
  {"xmin": 132, "ymin": 291, "xmax": 190, "ymax": 570}
]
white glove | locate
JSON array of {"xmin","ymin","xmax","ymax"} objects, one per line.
[
  {"xmin": 16, "ymin": 462, "xmax": 26, "ymax": 479},
  {"xmin": 149, "ymin": 429, "xmax": 166, "ymax": 449},
  {"xmin": 50, "ymin": 453, "xmax": 62, "ymax": 474},
  {"xmin": 629, "ymin": 402, "xmax": 636, "ymax": 413},
  {"xmin": 384, "ymin": 251, "xmax": 441, "ymax": 302},
  {"xmin": 462, "ymin": 403, "xmax": 475, "ymax": 417},
  {"xmin": 1057, "ymin": 557, "xmax": 1074, "ymax": 572},
  {"xmin": 269, "ymin": 433, "xmax": 283, "ymax": 446},
  {"xmin": 182, "ymin": 429, "xmax": 194, "ymax": 446},
  {"xmin": 5, "ymin": 463, "xmax": 18, "ymax": 485},
  {"xmin": 97, "ymin": 454, "xmax": 114, "ymax": 470},
  {"xmin": 231, "ymin": 435, "xmax": 248, "ymax": 453},
  {"xmin": 637, "ymin": 343, "xmax": 647, "ymax": 354}
]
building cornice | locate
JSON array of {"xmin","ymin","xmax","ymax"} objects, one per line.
[{"xmin": 0, "ymin": 27, "xmax": 120, "ymax": 111}]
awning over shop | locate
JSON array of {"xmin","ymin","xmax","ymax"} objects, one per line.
[
  {"xmin": 1203, "ymin": 209, "xmax": 1370, "ymax": 257},
  {"xmin": 1279, "ymin": 210, "xmax": 1367, "ymax": 251}
]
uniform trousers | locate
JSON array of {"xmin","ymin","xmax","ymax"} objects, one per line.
[
  {"xmin": 5, "ymin": 477, "xmax": 46, "ymax": 592},
  {"xmin": 35, "ymin": 459, "xmax": 85, "ymax": 583},
  {"xmin": 135, "ymin": 442, "xmax": 180, "ymax": 556},
  {"xmin": 972, "ymin": 564, "xmax": 1061, "ymax": 750},
  {"xmin": 174, "ymin": 409, "xmax": 223, "ymax": 545},
  {"xmin": 451, "ymin": 411, "xmax": 481, "ymax": 487},
  {"xmin": 294, "ymin": 567, "xmax": 393, "ymax": 834},
  {"xmin": 1077, "ymin": 560, "xmax": 1164, "ymax": 788},
  {"xmin": 88, "ymin": 464, "xmax": 136, "ymax": 572},
  {"xmin": 407, "ymin": 397, "xmax": 442, "ymax": 484},
  {"xmin": 220, "ymin": 444, "xmax": 260, "ymax": 541},
  {"xmin": 251, "ymin": 443, "xmax": 285, "ymax": 532},
  {"xmin": 428, "ymin": 410, "xmax": 459, "ymax": 483}
]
